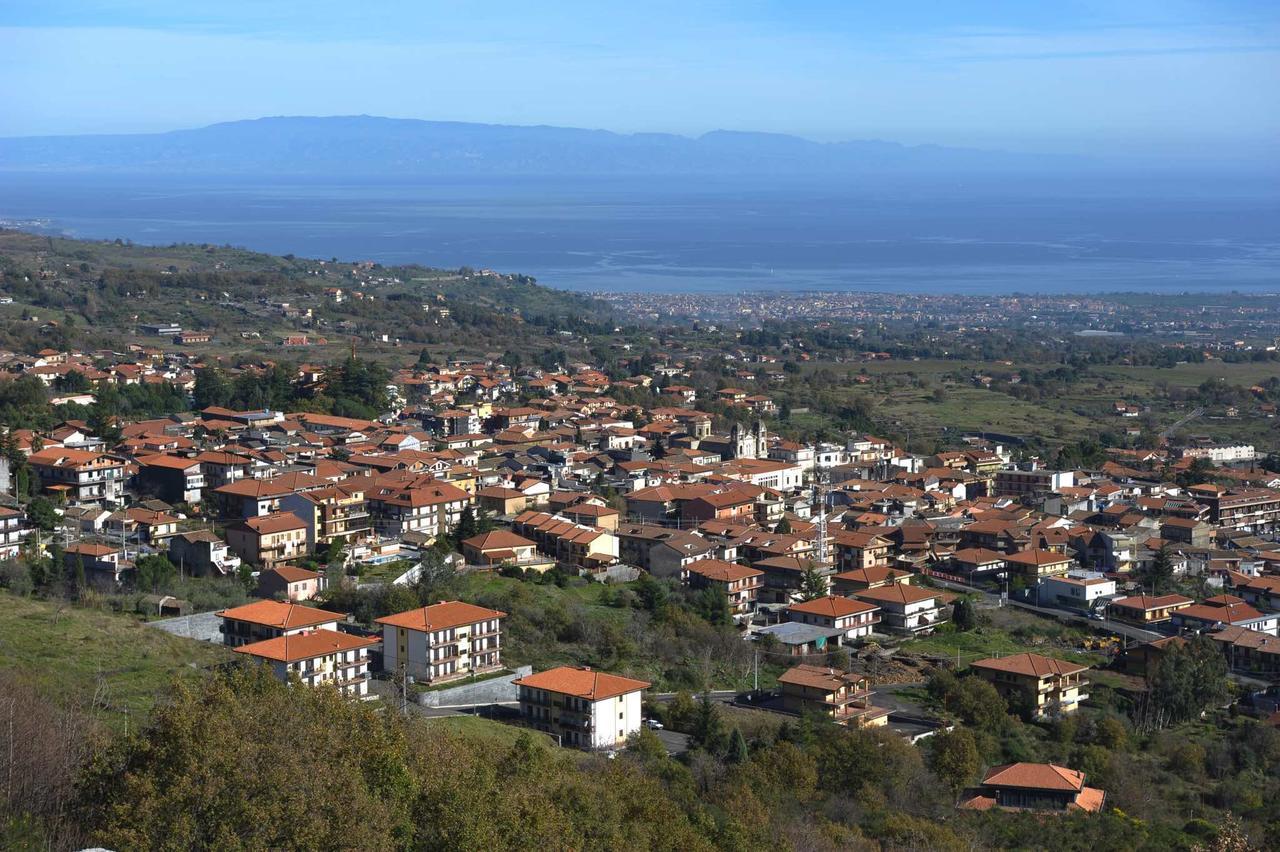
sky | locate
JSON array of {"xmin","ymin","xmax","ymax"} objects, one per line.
[{"xmin": 2, "ymin": 1, "xmax": 1278, "ymax": 165}]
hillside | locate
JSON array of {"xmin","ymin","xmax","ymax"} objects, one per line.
[
  {"xmin": 0, "ymin": 229, "xmax": 613, "ymax": 358},
  {"xmin": 0, "ymin": 115, "xmax": 1073, "ymax": 177}
]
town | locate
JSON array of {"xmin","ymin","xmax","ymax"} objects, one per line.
[{"xmin": 2, "ymin": 234, "xmax": 1279, "ymax": 850}]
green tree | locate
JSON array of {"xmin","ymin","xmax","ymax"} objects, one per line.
[
  {"xmin": 134, "ymin": 554, "xmax": 177, "ymax": 592},
  {"xmin": 774, "ymin": 517, "xmax": 792, "ymax": 535},
  {"xmin": 25, "ymin": 496, "xmax": 59, "ymax": 532},
  {"xmin": 798, "ymin": 565, "xmax": 829, "ymax": 601},
  {"xmin": 1142, "ymin": 636, "xmax": 1229, "ymax": 728},
  {"xmin": 727, "ymin": 727, "xmax": 749, "ymax": 764},
  {"xmin": 1144, "ymin": 545, "xmax": 1176, "ymax": 595},
  {"xmin": 952, "ymin": 597, "xmax": 978, "ymax": 631},
  {"xmin": 929, "ymin": 727, "xmax": 981, "ymax": 794},
  {"xmin": 690, "ymin": 694, "xmax": 728, "ymax": 755}
]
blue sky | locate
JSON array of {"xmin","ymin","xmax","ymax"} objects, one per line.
[{"xmin": 2, "ymin": 1, "xmax": 1278, "ymax": 163}]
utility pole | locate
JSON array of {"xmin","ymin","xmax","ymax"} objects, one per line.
[{"xmin": 753, "ymin": 647, "xmax": 759, "ymax": 694}]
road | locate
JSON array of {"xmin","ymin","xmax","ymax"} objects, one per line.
[{"xmin": 923, "ymin": 574, "xmax": 1164, "ymax": 644}]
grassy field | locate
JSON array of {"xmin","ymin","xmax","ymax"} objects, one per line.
[
  {"xmin": 898, "ymin": 606, "xmax": 1107, "ymax": 670},
  {"xmin": 0, "ymin": 593, "xmax": 231, "ymax": 728}
]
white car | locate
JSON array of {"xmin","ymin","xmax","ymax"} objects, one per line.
[{"xmin": 643, "ymin": 718, "xmax": 664, "ymax": 730}]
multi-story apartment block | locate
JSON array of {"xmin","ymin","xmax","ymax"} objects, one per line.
[
  {"xmin": 515, "ymin": 665, "xmax": 650, "ymax": 750},
  {"xmin": 281, "ymin": 484, "xmax": 373, "ymax": 549},
  {"xmin": 234, "ymin": 629, "xmax": 377, "ymax": 697},
  {"xmin": 970, "ymin": 652, "xmax": 1089, "ymax": 718},
  {"xmin": 0, "ymin": 506, "xmax": 32, "ymax": 560},
  {"xmin": 225, "ymin": 511, "xmax": 309, "ymax": 568},
  {"xmin": 684, "ymin": 559, "xmax": 763, "ymax": 616},
  {"xmin": 376, "ymin": 600, "xmax": 506, "ymax": 684},
  {"xmin": 27, "ymin": 447, "xmax": 125, "ymax": 505},
  {"xmin": 134, "ymin": 454, "xmax": 206, "ymax": 504},
  {"xmin": 366, "ymin": 477, "xmax": 472, "ymax": 540},
  {"xmin": 1189, "ymin": 485, "xmax": 1280, "ymax": 534},
  {"xmin": 216, "ymin": 599, "xmax": 345, "ymax": 647},
  {"xmin": 833, "ymin": 530, "xmax": 893, "ymax": 572}
]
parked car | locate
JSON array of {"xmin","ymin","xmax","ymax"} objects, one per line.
[{"xmin": 643, "ymin": 718, "xmax": 664, "ymax": 730}]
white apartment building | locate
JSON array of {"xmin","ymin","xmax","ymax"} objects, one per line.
[
  {"xmin": 376, "ymin": 600, "xmax": 506, "ymax": 684},
  {"xmin": 515, "ymin": 666, "xmax": 651, "ymax": 750},
  {"xmin": 234, "ymin": 628, "xmax": 378, "ymax": 698}
]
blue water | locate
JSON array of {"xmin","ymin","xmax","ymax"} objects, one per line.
[{"xmin": 0, "ymin": 173, "xmax": 1277, "ymax": 294}]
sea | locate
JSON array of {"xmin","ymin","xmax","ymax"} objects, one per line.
[{"xmin": 1, "ymin": 172, "xmax": 1277, "ymax": 295}]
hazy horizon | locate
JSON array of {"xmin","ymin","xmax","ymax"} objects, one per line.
[{"xmin": 4, "ymin": 2, "xmax": 1279, "ymax": 170}]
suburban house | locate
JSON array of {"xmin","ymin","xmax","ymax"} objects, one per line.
[
  {"xmin": 134, "ymin": 454, "xmax": 206, "ymax": 504},
  {"xmin": 949, "ymin": 547, "xmax": 1008, "ymax": 580},
  {"xmin": 460, "ymin": 530, "xmax": 548, "ymax": 570},
  {"xmin": 786, "ymin": 595, "xmax": 880, "ymax": 641},
  {"xmin": 256, "ymin": 564, "xmax": 324, "ymax": 602},
  {"xmin": 1038, "ymin": 574, "xmax": 1116, "ymax": 611},
  {"xmin": 27, "ymin": 447, "xmax": 125, "ymax": 505},
  {"xmin": 225, "ymin": 511, "xmax": 310, "ymax": 568},
  {"xmin": 1107, "ymin": 593, "xmax": 1194, "ymax": 626},
  {"xmin": 63, "ymin": 541, "xmax": 130, "ymax": 587},
  {"xmin": 777, "ymin": 663, "xmax": 889, "ymax": 727},
  {"xmin": 1170, "ymin": 596, "xmax": 1280, "ymax": 636},
  {"xmin": 216, "ymin": 599, "xmax": 345, "ymax": 647},
  {"xmin": 514, "ymin": 665, "xmax": 650, "ymax": 750},
  {"xmin": 1005, "ymin": 548, "xmax": 1075, "ymax": 580},
  {"xmin": 234, "ymin": 629, "xmax": 378, "ymax": 697},
  {"xmin": 376, "ymin": 600, "xmax": 506, "ymax": 684},
  {"xmin": 852, "ymin": 584, "xmax": 948, "ymax": 635},
  {"xmin": 959, "ymin": 763, "xmax": 1104, "ymax": 813},
  {"xmin": 0, "ymin": 506, "xmax": 32, "ymax": 560},
  {"xmin": 615, "ymin": 524, "xmax": 718, "ymax": 578},
  {"xmin": 970, "ymin": 652, "xmax": 1089, "ymax": 718},
  {"xmin": 168, "ymin": 529, "xmax": 242, "ymax": 577},
  {"xmin": 684, "ymin": 559, "xmax": 764, "ymax": 616},
  {"xmin": 830, "ymin": 565, "xmax": 913, "ymax": 594}
]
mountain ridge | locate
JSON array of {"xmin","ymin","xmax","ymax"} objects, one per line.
[{"xmin": 0, "ymin": 114, "xmax": 1077, "ymax": 176}]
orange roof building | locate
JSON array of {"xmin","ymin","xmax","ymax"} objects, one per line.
[
  {"xmin": 235, "ymin": 629, "xmax": 377, "ymax": 698},
  {"xmin": 217, "ymin": 600, "xmax": 345, "ymax": 648},
  {"xmin": 514, "ymin": 666, "xmax": 651, "ymax": 750},
  {"xmin": 959, "ymin": 763, "xmax": 1105, "ymax": 813},
  {"xmin": 376, "ymin": 601, "xmax": 506, "ymax": 685}
]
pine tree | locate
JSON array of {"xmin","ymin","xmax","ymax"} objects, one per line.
[
  {"xmin": 798, "ymin": 565, "xmax": 829, "ymax": 601},
  {"xmin": 727, "ymin": 727, "xmax": 749, "ymax": 764}
]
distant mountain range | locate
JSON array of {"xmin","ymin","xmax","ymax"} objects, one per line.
[{"xmin": 0, "ymin": 115, "xmax": 1078, "ymax": 177}]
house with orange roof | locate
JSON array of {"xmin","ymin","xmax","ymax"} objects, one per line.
[
  {"xmin": 225, "ymin": 511, "xmax": 309, "ymax": 568},
  {"xmin": 27, "ymin": 447, "xmax": 125, "ymax": 505},
  {"xmin": 461, "ymin": 530, "xmax": 550, "ymax": 571},
  {"xmin": 970, "ymin": 653, "xmax": 1090, "ymax": 717},
  {"xmin": 959, "ymin": 763, "xmax": 1104, "ymax": 813},
  {"xmin": 777, "ymin": 664, "xmax": 888, "ymax": 727},
  {"xmin": 134, "ymin": 453, "xmax": 205, "ymax": 504},
  {"xmin": 365, "ymin": 476, "xmax": 473, "ymax": 540},
  {"xmin": 1107, "ymin": 593, "xmax": 1194, "ymax": 625},
  {"xmin": 685, "ymin": 559, "xmax": 763, "ymax": 616},
  {"xmin": 376, "ymin": 600, "xmax": 506, "ymax": 684},
  {"xmin": 852, "ymin": 584, "xmax": 949, "ymax": 635},
  {"xmin": 787, "ymin": 595, "xmax": 880, "ymax": 641},
  {"xmin": 216, "ymin": 599, "xmax": 346, "ymax": 647},
  {"xmin": 832, "ymin": 530, "xmax": 892, "ymax": 572},
  {"xmin": 256, "ymin": 564, "xmax": 324, "ymax": 602},
  {"xmin": 830, "ymin": 564, "xmax": 913, "ymax": 594},
  {"xmin": 235, "ymin": 629, "xmax": 377, "ymax": 697},
  {"xmin": 514, "ymin": 665, "xmax": 651, "ymax": 750}
]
